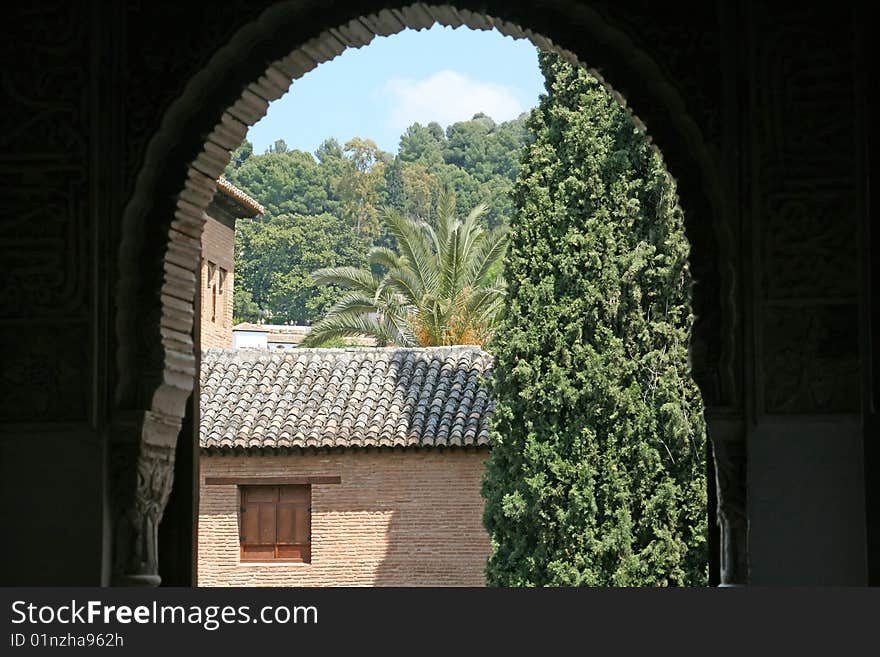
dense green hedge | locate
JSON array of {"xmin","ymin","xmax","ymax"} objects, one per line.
[{"xmin": 482, "ymin": 52, "xmax": 707, "ymax": 586}]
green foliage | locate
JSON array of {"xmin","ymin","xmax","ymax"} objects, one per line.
[
  {"xmin": 398, "ymin": 122, "xmax": 446, "ymax": 167},
  {"xmin": 315, "ymin": 137, "xmax": 344, "ymax": 163},
  {"xmin": 481, "ymin": 52, "xmax": 707, "ymax": 586},
  {"xmin": 232, "ymin": 287, "xmax": 261, "ymax": 324},
  {"xmin": 228, "ymin": 114, "xmax": 529, "ymax": 324},
  {"xmin": 309, "ymin": 336, "xmax": 349, "ymax": 348},
  {"xmin": 225, "ymin": 139, "xmax": 253, "ymax": 175},
  {"xmin": 444, "ymin": 112, "xmax": 497, "ymax": 170},
  {"xmin": 333, "ymin": 138, "xmax": 390, "ymax": 240},
  {"xmin": 268, "ymin": 138, "xmax": 289, "ymax": 154},
  {"xmin": 301, "ymin": 195, "xmax": 509, "ymax": 348},
  {"xmin": 226, "ymin": 149, "xmax": 333, "ymax": 217},
  {"xmin": 392, "ymin": 114, "xmax": 530, "ymax": 228},
  {"xmin": 234, "ymin": 213, "xmax": 368, "ymax": 325},
  {"xmin": 383, "ymin": 157, "xmax": 406, "ymax": 214}
]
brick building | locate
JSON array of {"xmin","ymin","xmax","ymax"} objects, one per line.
[
  {"xmin": 197, "ymin": 346, "xmax": 493, "ymax": 586},
  {"xmin": 200, "ymin": 178, "xmax": 265, "ymax": 350},
  {"xmin": 196, "ymin": 176, "xmax": 491, "ymax": 586}
]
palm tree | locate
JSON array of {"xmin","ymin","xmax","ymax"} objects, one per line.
[{"xmin": 300, "ymin": 195, "xmax": 508, "ymax": 347}]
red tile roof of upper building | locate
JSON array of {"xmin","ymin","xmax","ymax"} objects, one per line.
[{"xmin": 216, "ymin": 177, "xmax": 265, "ymax": 216}]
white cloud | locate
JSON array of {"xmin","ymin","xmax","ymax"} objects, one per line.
[{"xmin": 380, "ymin": 70, "xmax": 524, "ymax": 134}]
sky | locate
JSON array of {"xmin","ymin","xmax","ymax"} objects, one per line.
[{"xmin": 245, "ymin": 25, "xmax": 546, "ymax": 156}]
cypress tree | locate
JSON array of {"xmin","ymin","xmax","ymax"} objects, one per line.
[{"xmin": 482, "ymin": 52, "xmax": 707, "ymax": 586}]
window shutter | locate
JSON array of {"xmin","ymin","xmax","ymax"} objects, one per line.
[
  {"xmin": 277, "ymin": 485, "xmax": 310, "ymax": 562},
  {"xmin": 294, "ymin": 506, "xmax": 310, "ymax": 545},
  {"xmin": 239, "ymin": 485, "xmax": 311, "ymax": 562},
  {"xmin": 240, "ymin": 486, "xmax": 278, "ymax": 561},
  {"xmin": 276, "ymin": 505, "xmax": 299, "ymax": 544},
  {"xmin": 206, "ymin": 262, "xmax": 216, "ymax": 290},
  {"xmin": 240, "ymin": 498, "xmax": 260, "ymax": 544}
]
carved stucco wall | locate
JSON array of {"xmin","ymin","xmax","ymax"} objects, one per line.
[
  {"xmin": 743, "ymin": 2, "xmax": 865, "ymax": 584},
  {"xmin": 0, "ymin": 4, "xmax": 94, "ymax": 422},
  {"xmin": 749, "ymin": 4, "xmax": 859, "ymax": 415},
  {"xmin": 0, "ymin": 2, "xmax": 105, "ymax": 584},
  {"xmin": 0, "ymin": 0, "xmax": 864, "ymax": 585}
]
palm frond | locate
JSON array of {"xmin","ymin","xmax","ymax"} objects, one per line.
[
  {"xmin": 459, "ymin": 203, "xmax": 488, "ymax": 269},
  {"xmin": 464, "ymin": 202, "xmax": 488, "ymax": 223},
  {"xmin": 439, "ymin": 219, "xmax": 464, "ymax": 299},
  {"xmin": 379, "ymin": 267, "xmax": 424, "ymax": 307},
  {"xmin": 382, "ymin": 208, "xmax": 439, "ymax": 295},
  {"xmin": 308, "ymin": 200, "xmax": 506, "ymax": 348},
  {"xmin": 467, "ymin": 229, "xmax": 509, "ymax": 287},
  {"xmin": 310, "ymin": 266, "xmax": 381, "ymax": 296},
  {"xmin": 463, "ymin": 285, "xmax": 506, "ymax": 322},
  {"xmin": 368, "ymin": 246, "xmax": 402, "ymax": 271},
  {"xmin": 436, "ymin": 188, "xmax": 457, "ymax": 223},
  {"xmin": 379, "ymin": 297, "xmax": 421, "ymax": 348},
  {"xmin": 299, "ymin": 312, "xmax": 401, "ymax": 348},
  {"xmin": 323, "ymin": 292, "xmax": 381, "ymax": 317}
]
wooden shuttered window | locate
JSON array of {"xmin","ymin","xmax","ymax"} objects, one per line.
[
  {"xmin": 239, "ymin": 485, "xmax": 311, "ymax": 563},
  {"xmin": 207, "ymin": 261, "xmax": 217, "ymax": 323}
]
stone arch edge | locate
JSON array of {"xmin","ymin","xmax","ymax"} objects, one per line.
[{"xmin": 112, "ymin": 1, "xmax": 735, "ymax": 585}]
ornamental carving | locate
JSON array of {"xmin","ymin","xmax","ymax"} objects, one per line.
[
  {"xmin": 0, "ymin": 2, "xmax": 90, "ymax": 318},
  {"xmin": 0, "ymin": 324, "xmax": 89, "ymax": 423},
  {"xmin": 763, "ymin": 194, "xmax": 857, "ymax": 300},
  {"xmin": 750, "ymin": 4, "xmax": 859, "ymax": 413},
  {"xmin": 605, "ymin": 3, "xmax": 722, "ymax": 149},
  {"xmin": 111, "ymin": 422, "xmax": 180, "ymax": 586},
  {"xmin": 120, "ymin": 1, "xmax": 268, "ymax": 198},
  {"xmin": 763, "ymin": 305, "xmax": 859, "ymax": 413}
]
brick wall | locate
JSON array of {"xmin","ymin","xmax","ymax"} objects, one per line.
[
  {"xmin": 200, "ymin": 212, "xmax": 235, "ymax": 349},
  {"xmin": 198, "ymin": 449, "xmax": 491, "ymax": 586}
]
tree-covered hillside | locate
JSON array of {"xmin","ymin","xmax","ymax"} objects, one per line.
[{"xmin": 225, "ymin": 113, "xmax": 529, "ymax": 325}]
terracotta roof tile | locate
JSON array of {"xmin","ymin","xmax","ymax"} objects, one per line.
[
  {"xmin": 200, "ymin": 346, "xmax": 494, "ymax": 450},
  {"xmin": 216, "ymin": 177, "xmax": 265, "ymax": 216}
]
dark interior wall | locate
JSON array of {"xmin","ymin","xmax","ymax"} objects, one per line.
[
  {"xmin": 0, "ymin": 0, "xmax": 870, "ymax": 585},
  {"xmin": 0, "ymin": 1, "xmax": 111, "ymax": 585},
  {"xmin": 0, "ymin": 435, "xmax": 104, "ymax": 584},
  {"xmin": 749, "ymin": 419, "xmax": 866, "ymax": 584},
  {"xmin": 740, "ymin": 2, "xmax": 866, "ymax": 584},
  {"xmin": 860, "ymin": 3, "xmax": 880, "ymax": 586}
]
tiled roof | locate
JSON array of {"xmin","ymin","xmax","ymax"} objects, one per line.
[
  {"xmin": 200, "ymin": 346, "xmax": 494, "ymax": 450},
  {"xmin": 216, "ymin": 177, "xmax": 265, "ymax": 216}
]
